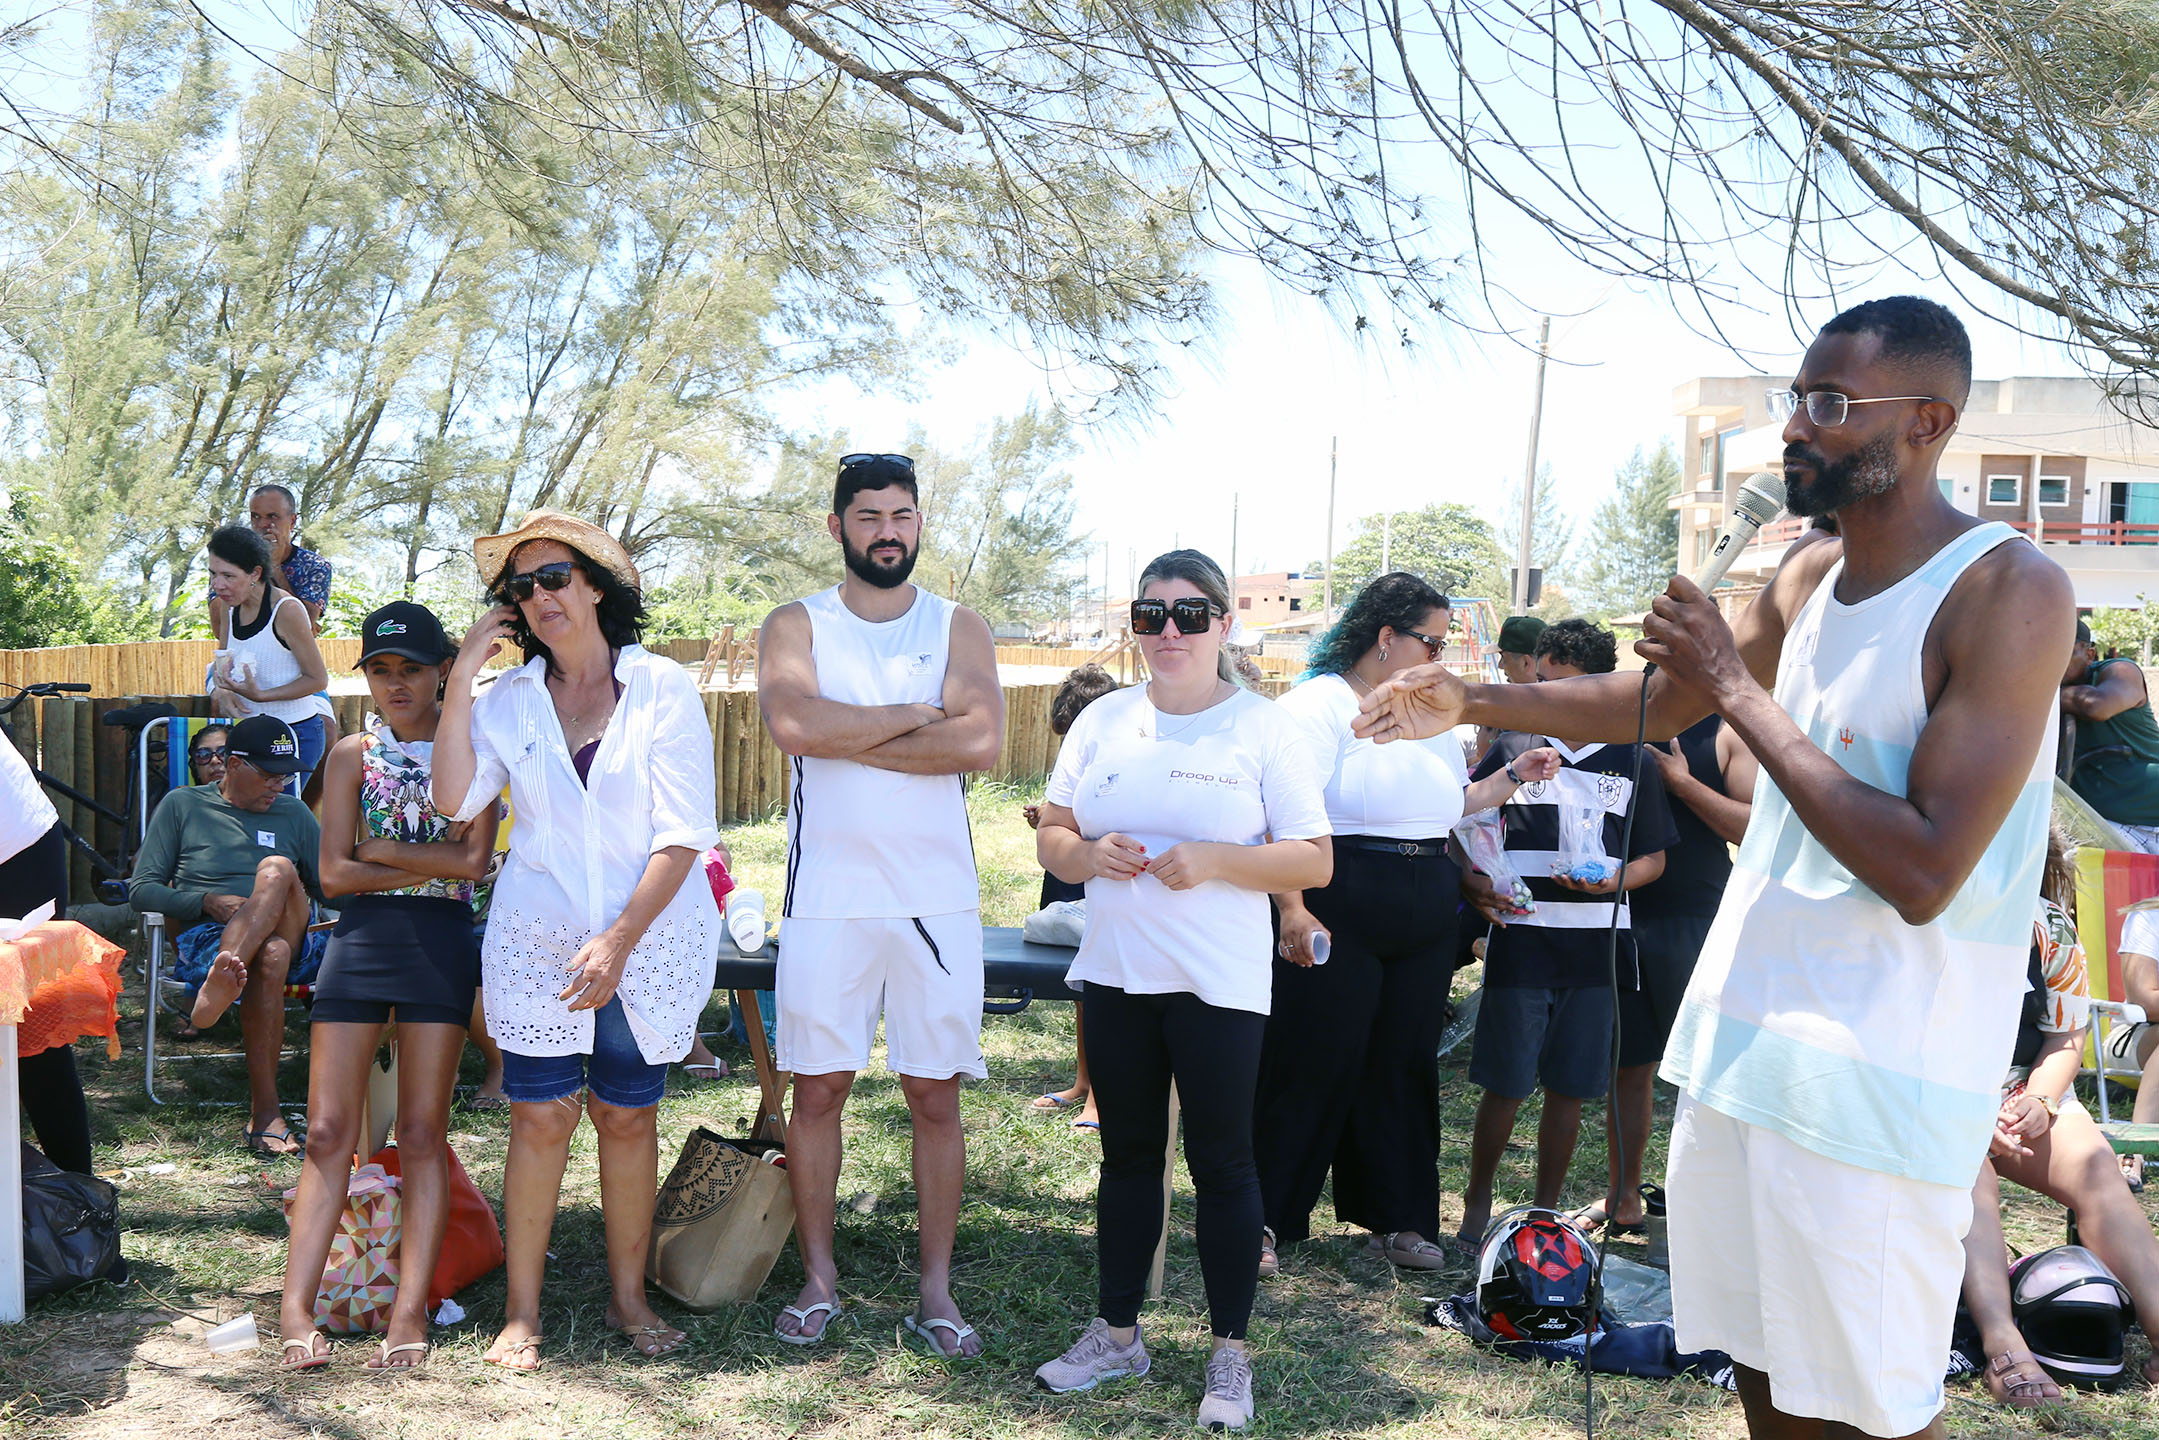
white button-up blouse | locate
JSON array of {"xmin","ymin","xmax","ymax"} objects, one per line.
[{"xmin": 451, "ymin": 645, "xmax": 721, "ymax": 1064}]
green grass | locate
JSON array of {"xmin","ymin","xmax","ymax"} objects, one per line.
[{"xmin": 6, "ymin": 783, "xmax": 2157, "ymax": 1438}]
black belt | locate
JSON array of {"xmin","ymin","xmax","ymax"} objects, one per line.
[{"xmin": 1337, "ymin": 836, "xmax": 1448, "ymax": 858}]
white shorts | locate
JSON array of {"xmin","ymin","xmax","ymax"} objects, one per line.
[
  {"xmin": 776, "ymin": 912, "xmax": 985, "ymax": 1080},
  {"xmin": 1665, "ymin": 1095, "xmax": 1972, "ymax": 1438}
]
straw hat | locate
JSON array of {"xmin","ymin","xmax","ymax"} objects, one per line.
[{"xmin": 472, "ymin": 509, "xmax": 641, "ymax": 591}]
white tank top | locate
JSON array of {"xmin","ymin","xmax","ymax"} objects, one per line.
[
  {"xmin": 225, "ymin": 592, "xmax": 331, "ymax": 724},
  {"xmin": 782, "ymin": 585, "xmax": 978, "ymax": 919},
  {"xmin": 1661, "ymin": 522, "xmax": 2056, "ymax": 1187}
]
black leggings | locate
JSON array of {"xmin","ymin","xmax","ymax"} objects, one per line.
[
  {"xmin": 1084, "ymin": 982, "xmax": 1266, "ymax": 1340},
  {"xmin": 2, "ymin": 823, "xmax": 94, "ymax": 1173}
]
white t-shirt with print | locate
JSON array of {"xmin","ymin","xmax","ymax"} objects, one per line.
[
  {"xmin": 1275, "ymin": 672, "xmax": 1469, "ymax": 839},
  {"xmin": 1045, "ymin": 683, "xmax": 1329, "ymax": 1015}
]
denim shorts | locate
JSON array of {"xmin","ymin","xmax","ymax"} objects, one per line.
[
  {"xmin": 498, "ymin": 996, "xmax": 668, "ymax": 1109},
  {"xmin": 1468, "ymin": 983, "xmax": 1614, "ymax": 1100}
]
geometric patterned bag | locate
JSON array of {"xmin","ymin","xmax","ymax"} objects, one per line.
[{"xmin": 281, "ymin": 1164, "xmax": 402, "ymax": 1333}]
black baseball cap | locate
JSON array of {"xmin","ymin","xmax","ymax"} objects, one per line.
[
  {"xmin": 225, "ymin": 715, "xmax": 305, "ymax": 774},
  {"xmin": 355, "ymin": 601, "xmax": 455, "ymax": 666}
]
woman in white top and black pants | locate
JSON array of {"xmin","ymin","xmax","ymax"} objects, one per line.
[
  {"xmin": 433, "ymin": 510, "xmax": 721, "ymax": 1371},
  {"xmin": 1259, "ymin": 574, "xmax": 1559, "ymax": 1272},
  {"xmin": 1033, "ymin": 550, "xmax": 1331, "ymax": 1433}
]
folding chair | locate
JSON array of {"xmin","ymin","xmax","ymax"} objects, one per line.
[
  {"xmin": 140, "ymin": 910, "xmax": 329, "ymax": 1103},
  {"xmin": 2069, "ymin": 845, "xmax": 2159, "ymax": 1162}
]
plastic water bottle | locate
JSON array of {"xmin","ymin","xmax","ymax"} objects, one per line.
[
  {"xmin": 1309, "ymin": 930, "xmax": 1330, "ymax": 966},
  {"xmin": 1639, "ymin": 1182, "xmax": 1669, "ymax": 1269}
]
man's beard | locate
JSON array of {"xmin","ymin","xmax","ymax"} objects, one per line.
[
  {"xmin": 1784, "ymin": 433, "xmax": 1901, "ymax": 517},
  {"xmin": 842, "ymin": 534, "xmax": 919, "ymax": 589}
]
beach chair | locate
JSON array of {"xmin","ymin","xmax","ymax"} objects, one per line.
[{"xmin": 2069, "ymin": 844, "xmax": 2159, "ymax": 1162}]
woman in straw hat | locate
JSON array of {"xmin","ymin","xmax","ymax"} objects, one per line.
[{"xmin": 431, "ymin": 509, "xmax": 722, "ymax": 1369}]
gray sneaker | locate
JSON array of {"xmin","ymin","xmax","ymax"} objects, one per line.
[
  {"xmin": 1197, "ymin": 1345, "xmax": 1255, "ymax": 1431},
  {"xmin": 1034, "ymin": 1317, "xmax": 1149, "ymax": 1393}
]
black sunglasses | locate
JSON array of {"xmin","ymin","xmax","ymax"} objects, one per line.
[
  {"xmin": 1397, "ymin": 627, "xmax": 1446, "ymax": 658},
  {"xmin": 189, "ymin": 742, "xmax": 228, "ymax": 761},
  {"xmin": 838, "ymin": 452, "xmax": 915, "ymax": 474},
  {"xmin": 1131, "ymin": 597, "xmax": 1220, "ymax": 636},
  {"xmin": 497, "ymin": 561, "xmax": 577, "ymax": 603}
]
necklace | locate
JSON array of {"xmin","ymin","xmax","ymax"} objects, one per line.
[
  {"xmin": 1342, "ymin": 668, "xmax": 1375, "ymax": 697},
  {"xmin": 1145, "ymin": 680, "xmax": 1230, "ymax": 739}
]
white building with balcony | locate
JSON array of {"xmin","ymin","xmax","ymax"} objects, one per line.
[{"xmin": 1673, "ymin": 375, "xmax": 2159, "ymax": 610}]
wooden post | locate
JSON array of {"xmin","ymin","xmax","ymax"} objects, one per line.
[
  {"xmin": 1147, "ymin": 1082, "xmax": 1180, "ymax": 1300},
  {"xmin": 73, "ymin": 700, "xmax": 94, "ymax": 900},
  {"xmin": 40, "ymin": 697, "xmax": 76, "ymax": 903},
  {"xmin": 95, "ymin": 696, "xmax": 132, "ymax": 863}
]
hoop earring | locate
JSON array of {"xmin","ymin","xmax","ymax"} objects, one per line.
[{"xmin": 1379, "ymin": 645, "xmax": 1389, "ymax": 663}]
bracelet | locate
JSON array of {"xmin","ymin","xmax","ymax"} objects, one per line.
[
  {"xmin": 1505, "ymin": 759, "xmax": 1523, "ymax": 785},
  {"xmin": 2036, "ymin": 1092, "xmax": 2061, "ymax": 1118}
]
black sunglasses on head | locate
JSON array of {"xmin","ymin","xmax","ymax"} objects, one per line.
[
  {"xmin": 1131, "ymin": 597, "xmax": 1221, "ymax": 636},
  {"xmin": 497, "ymin": 561, "xmax": 577, "ymax": 603},
  {"xmin": 838, "ymin": 452, "xmax": 915, "ymax": 474}
]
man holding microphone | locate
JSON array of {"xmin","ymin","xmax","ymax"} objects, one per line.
[{"xmin": 1357, "ymin": 296, "xmax": 2071, "ymax": 1440}]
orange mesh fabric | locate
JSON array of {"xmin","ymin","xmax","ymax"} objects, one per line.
[{"xmin": 2, "ymin": 921, "xmax": 124, "ymax": 1058}]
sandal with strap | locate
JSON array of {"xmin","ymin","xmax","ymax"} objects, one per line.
[
  {"xmin": 617, "ymin": 1322, "xmax": 685, "ymax": 1357},
  {"xmin": 1257, "ymin": 1226, "xmax": 1279, "ymax": 1280},
  {"xmin": 483, "ymin": 1333, "xmax": 545, "ymax": 1371},
  {"xmin": 1983, "ymin": 1350, "xmax": 2062, "ymax": 1408},
  {"xmin": 902, "ymin": 1312, "xmax": 981, "ymax": 1359},
  {"xmin": 279, "ymin": 1334, "xmax": 331, "ymax": 1371},
  {"xmin": 1377, "ymin": 1232, "xmax": 1451, "ymax": 1270},
  {"xmin": 774, "ymin": 1300, "xmax": 841, "ymax": 1346},
  {"xmin": 366, "ymin": 1340, "xmax": 428, "ymax": 1372}
]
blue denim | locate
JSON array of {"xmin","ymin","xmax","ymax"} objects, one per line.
[
  {"xmin": 174, "ymin": 920, "xmax": 326, "ymax": 990},
  {"xmin": 284, "ymin": 714, "xmax": 327, "ymax": 795},
  {"xmin": 499, "ymin": 996, "xmax": 668, "ymax": 1109}
]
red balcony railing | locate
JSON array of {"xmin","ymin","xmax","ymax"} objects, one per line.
[{"xmin": 2005, "ymin": 520, "xmax": 2159, "ymax": 545}]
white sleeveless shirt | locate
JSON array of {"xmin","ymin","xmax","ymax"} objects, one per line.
[
  {"xmin": 225, "ymin": 592, "xmax": 331, "ymax": 724},
  {"xmin": 1661, "ymin": 522, "xmax": 2056, "ymax": 1186},
  {"xmin": 782, "ymin": 585, "xmax": 979, "ymax": 919}
]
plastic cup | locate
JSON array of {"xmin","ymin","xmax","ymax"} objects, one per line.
[
  {"xmin": 1308, "ymin": 931, "xmax": 1331, "ymax": 966},
  {"xmin": 205, "ymin": 1314, "xmax": 259, "ymax": 1353},
  {"xmin": 727, "ymin": 889, "xmax": 766, "ymax": 953}
]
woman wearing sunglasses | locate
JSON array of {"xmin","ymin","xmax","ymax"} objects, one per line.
[
  {"xmin": 187, "ymin": 725, "xmax": 231, "ymax": 786},
  {"xmin": 432, "ymin": 510, "xmax": 720, "ymax": 1371},
  {"xmin": 1032, "ymin": 549, "xmax": 1331, "ymax": 1432},
  {"xmin": 1255, "ymin": 573, "xmax": 1559, "ymax": 1276}
]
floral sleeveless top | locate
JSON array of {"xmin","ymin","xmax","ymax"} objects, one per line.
[{"xmin": 360, "ymin": 724, "xmax": 474, "ymax": 903}]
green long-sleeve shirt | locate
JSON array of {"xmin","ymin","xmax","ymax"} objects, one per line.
[{"xmin": 127, "ymin": 784, "xmax": 323, "ymax": 924}]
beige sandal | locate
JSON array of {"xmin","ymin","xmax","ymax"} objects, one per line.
[
  {"xmin": 483, "ymin": 1333, "xmax": 544, "ymax": 1371},
  {"xmin": 366, "ymin": 1340, "xmax": 427, "ymax": 1372},
  {"xmin": 278, "ymin": 1333, "xmax": 331, "ymax": 1371}
]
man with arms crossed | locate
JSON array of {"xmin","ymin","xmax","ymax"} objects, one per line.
[
  {"xmin": 758, "ymin": 452, "xmax": 1005, "ymax": 1355},
  {"xmin": 1357, "ymin": 296, "xmax": 2072, "ymax": 1440}
]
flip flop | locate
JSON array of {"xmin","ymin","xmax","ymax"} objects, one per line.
[
  {"xmin": 618, "ymin": 1323, "xmax": 685, "ymax": 1357},
  {"xmin": 483, "ymin": 1333, "xmax": 544, "ymax": 1371},
  {"xmin": 1566, "ymin": 1201, "xmax": 1646, "ymax": 1237},
  {"xmin": 365, "ymin": 1340, "xmax": 428, "ymax": 1372},
  {"xmin": 902, "ymin": 1312, "xmax": 981, "ymax": 1359},
  {"xmin": 1071, "ymin": 1119, "xmax": 1100, "ymax": 1132},
  {"xmin": 1448, "ymin": 1232, "xmax": 1482, "ymax": 1262},
  {"xmin": 1031, "ymin": 1092, "xmax": 1078, "ymax": 1110},
  {"xmin": 279, "ymin": 1334, "xmax": 331, "ymax": 1371},
  {"xmin": 681, "ymin": 1062, "xmax": 728, "ymax": 1082},
  {"xmin": 244, "ymin": 1123, "xmax": 304, "ymax": 1158},
  {"xmin": 463, "ymin": 1091, "xmax": 509, "ymax": 1113},
  {"xmin": 774, "ymin": 1300, "xmax": 841, "ymax": 1346}
]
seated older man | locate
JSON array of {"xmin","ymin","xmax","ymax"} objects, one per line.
[{"xmin": 129, "ymin": 715, "xmax": 324, "ymax": 1156}]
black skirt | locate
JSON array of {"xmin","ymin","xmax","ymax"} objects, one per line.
[{"xmin": 314, "ymin": 893, "xmax": 480, "ymax": 1015}]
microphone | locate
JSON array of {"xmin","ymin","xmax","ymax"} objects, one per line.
[
  {"xmin": 1642, "ymin": 471, "xmax": 1786, "ymax": 679},
  {"xmin": 1690, "ymin": 471, "xmax": 1788, "ymax": 594}
]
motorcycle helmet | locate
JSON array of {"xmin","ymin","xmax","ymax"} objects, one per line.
[
  {"xmin": 1476, "ymin": 1205, "xmax": 1601, "ymax": 1342},
  {"xmin": 2008, "ymin": 1245, "xmax": 2134, "ymax": 1387}
]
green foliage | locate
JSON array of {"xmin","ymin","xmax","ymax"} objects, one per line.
[
  {"xmin": 1327, "ymin": 503, "xmax": 1510, "ymax": 602},
  {"xmin": 2089, "ymin": 598, "xmax": 2159, "ymax": 662},
  {"xmin": 1573, "ymin": 442, "xmax": 1683, "ymax": 620},
  {"xmin": 0, "ymin": 512, "xmax": 154, "ymax": 647}
]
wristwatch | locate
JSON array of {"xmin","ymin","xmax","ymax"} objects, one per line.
[
  {"xmin": 2036, "ymin": 1091, "xmax": 2061, "ymax": 1118},
  {"xmin": 1505, "ymin": 759, "xmax": 1523, "ymax": 785}
]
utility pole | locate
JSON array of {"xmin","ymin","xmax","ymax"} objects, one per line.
[
  {"xmin": 1230, "ymin": 493, "xmax": 1239, "ymax": 607},
  {"xmin": 1514, "ymin": 317, "xmax": 1551, "ymax": 615},
  {"xmin": 1381, "ymin": 510, "xmax": 1392, "ymax": 573},
  {"xmin": 1323, "ymin": 436, "xmax": 1337, "ymax": 620}
]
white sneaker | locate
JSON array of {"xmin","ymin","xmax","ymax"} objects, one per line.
[
  {"xmin": 1034, "ymin": 1317, "xmax": 1150, "ymax": 1393},
  {"xmin": 1197, "ymin": 1345, "xmax": 1255, "ymax": 1431}
]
